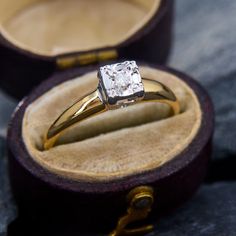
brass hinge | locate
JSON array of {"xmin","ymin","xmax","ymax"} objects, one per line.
[
  {"xmin": 56, "ymin": 49, "xmax": 118, "ymax": 69},
  {"xmin": 110, "ymin": 186, "xmax": 154, "ymax": 236}
]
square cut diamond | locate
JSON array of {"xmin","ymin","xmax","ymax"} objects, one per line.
[{"xmin": 98, "ymin": 61, "xmax": 144, "ymax": 106}]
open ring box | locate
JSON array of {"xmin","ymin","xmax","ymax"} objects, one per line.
[{"xmin": 5, "ymin": 0, "xmax": 214, "ymax": 235}]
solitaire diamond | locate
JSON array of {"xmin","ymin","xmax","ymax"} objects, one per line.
[{"xmin": 98, "ymin": 61, "xmax": 144, "ymax": 107}]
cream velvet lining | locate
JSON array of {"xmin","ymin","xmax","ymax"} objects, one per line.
[
  {"xmin": 22, "ymin": 67, "xmax": 202, "ymax": 182},
  {"xmin": 0, "ymin": 0, "xmax": 160, "ymax": 56}
]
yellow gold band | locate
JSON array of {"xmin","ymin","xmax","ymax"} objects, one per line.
[{"xmin": 44, "ymin": 78, "xmax": 180, "ymax": 150}]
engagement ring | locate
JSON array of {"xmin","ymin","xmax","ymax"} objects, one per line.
[{"xmin": 44, "ymin": 61, "xmax": 180, "ymax": 150}]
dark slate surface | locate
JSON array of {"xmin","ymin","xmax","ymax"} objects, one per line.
[
  {"xmin": 1, "ymin": 0, "xmax": 236, "ymax": 235},
  {"xmin": 0, "ymin": 90, "xmax": 17, "ymax": 236},
  {"xmin": 169, "ymin": 0, "xmax": 236, "ymax": 164},
  {"xmin": 0, "ymin": 137, "xmax": 16, "ymax": 236},
  {"xmin": 149, "ymin": 182, "xmax": 236, "ymax": 236}
]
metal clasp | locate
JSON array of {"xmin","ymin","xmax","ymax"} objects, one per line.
[{"xmin": 110, "ymin": 186, "xmax": 154, "ymax": 236}]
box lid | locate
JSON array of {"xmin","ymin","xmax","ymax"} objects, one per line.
[{"xmin": 0, "ymin": 0, "xmax": 173, "ymax": 99}]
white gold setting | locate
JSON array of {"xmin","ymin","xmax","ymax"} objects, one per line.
[{"xmin": 98, "ymin": 61, "xmax": 144, "ymax": 107}]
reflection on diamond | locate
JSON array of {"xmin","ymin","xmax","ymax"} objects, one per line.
[{"xmin": 99, "ymin": 61, "xmax": 144, "ymax": 99}]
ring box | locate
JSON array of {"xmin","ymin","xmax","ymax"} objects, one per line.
[
  {"xmin": 0, "ymin": 0, "xmax": 173, "ymax": 99},
  {"xmin": 7, "ymin": 62, "xmax": 214, "ymax": 235},
  {"xmin": 4, "ymin": 0, "xmax": 214, "ymax": 234}
]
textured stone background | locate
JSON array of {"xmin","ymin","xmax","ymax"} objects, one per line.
[{"xmin": 1, "ymin": 0, "xmax": 236, "ymax": 235}]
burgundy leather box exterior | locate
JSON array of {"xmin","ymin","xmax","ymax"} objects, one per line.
[
  {"xmin": 7, "ymin": 64, "xmax": 214, "ymax": 235},
  {"xmin": 0, "ymin": 0, "xmax": 173, "ymax": 99}
]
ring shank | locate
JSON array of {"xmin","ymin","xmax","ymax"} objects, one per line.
[
  {"xmin": 44, "ymin": 78, "xmax": 180, "ymax": 150},
  {"xmin": 44, "ymin": 90, "xmax": 107, "ymax": 150},
  {"xmin": 142, "ymin": 78, "xmax": 180, "ymax": 115}
]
